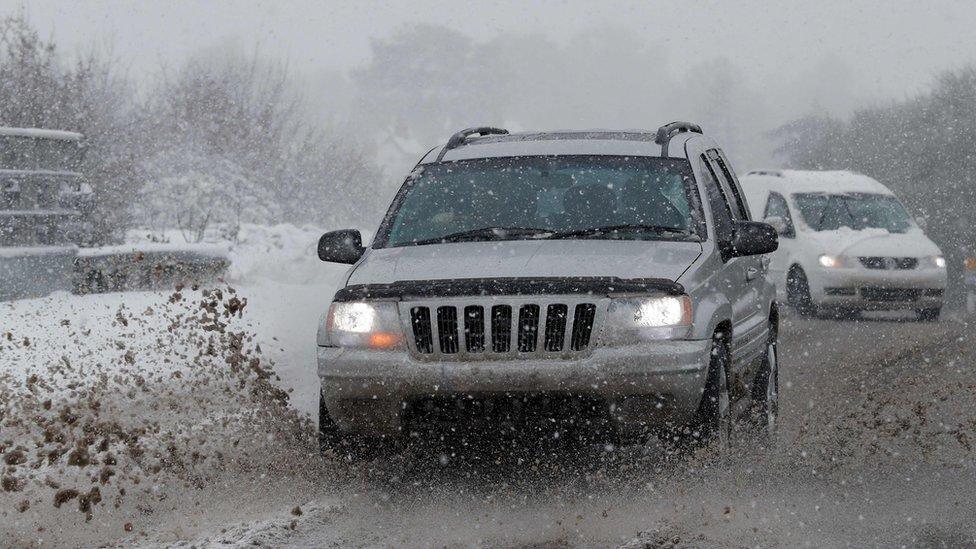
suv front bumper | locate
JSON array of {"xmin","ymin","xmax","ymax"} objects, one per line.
[{"xmin": 318, "ymin": 339, "xmax": 711, "ymax": 437}]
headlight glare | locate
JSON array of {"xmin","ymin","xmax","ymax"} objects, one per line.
[
  {"xmin": 932, "ymin": 256, "xmax": 947, "ymax": 269},
  {"xmin": 635, "ymin": 296, "xmax": 690, "ymax": 327},
  {"xmin": 605, "ymin": 295, "xmax": 692, "ymax": 342},
  {"xmin": 329, "ymin": 302, "xmax": 376, "ymax": 333},
  {"xmin": 324, "ymin": 301, "xmax": 404, "ymax": 349},
  {"xmin": 819, "ymin": 254, "xmax": 843, "ymax": 268}
]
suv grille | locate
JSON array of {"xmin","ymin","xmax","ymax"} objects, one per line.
[
  {"xmin": 491, "ymin": 305, "xmax": 512, "ymax": 352},
  {"xmin": 570, "ymin": 304, "xmax": 596, "ymax": 351},
  {"xmin": 436, "ymin": 306, "xmax": 460, "ymax": 354},
  {"xmin": 543, "ymin": 304, "xmax": 568, "ymax": 352},
  {"xmin": 463, "ymin": 305, "xmax": 485, "ymax": 352},
  {"xmin": 405, "ymin": 299, "xmax": 600, "ymax": 358},
  {"xmin": 517, "ymin": 304, "xmax": 541, "ymax": 352},
  {"xmin": 858, "ymin": 257, "xmax": 918, "ymax": 270}
]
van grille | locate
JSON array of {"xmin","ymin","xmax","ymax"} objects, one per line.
[
  {"xmin": 861, "ymin": 287, "xmax": 920, "ymax": 302},
  {"xmin": 405, "ymin": 299, "xmax": 599, "ymax": 358},
  {"xmin": 859, "ymin": 257, "xmax": 918, "ymax": 270}
]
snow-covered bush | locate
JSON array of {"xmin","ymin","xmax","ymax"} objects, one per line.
[{"xmin": 139, "ymin": 50, "xmax": 385, "ymax": 238}]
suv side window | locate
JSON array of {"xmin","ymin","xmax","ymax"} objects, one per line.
[
  {"xmin": 763, "ymin": 191, "xmax": 795, "ymax": 238},
  {"xmin": 699, "ymin": 155, "xmax": 734, "ymax": 250},
  {"xmin": 707, "ymin": 149, "xmax": 749, "ymax": 220}
]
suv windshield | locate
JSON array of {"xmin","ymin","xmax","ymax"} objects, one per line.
[
  {"xmin": 380, "ymin": 155, "xmax": 703, "ymax": 247},
  {"xmin": 793, "ymin": 192, "xmax": 913, "ymax": 233}
]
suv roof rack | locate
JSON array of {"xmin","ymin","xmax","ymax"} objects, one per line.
[
  {"xmin": 654, "ymin": 121, "xmax": 703, "ymax": 156},
  {"xmin": 436, "ymin": 126, "xmax": 509, "ymax": 161}
]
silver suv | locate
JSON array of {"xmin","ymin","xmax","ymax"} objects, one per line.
[{"xmin": 316, "ymin": 122, "xmax": 779, "ymax": 453}]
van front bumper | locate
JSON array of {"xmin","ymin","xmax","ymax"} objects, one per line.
[
  {"xmin": 809, "ymin": 266, "xmax": 947, "ymax": 310},
  {"xmin": 317, "ymin": 340, "xmax": 711, "ymax": 437}
]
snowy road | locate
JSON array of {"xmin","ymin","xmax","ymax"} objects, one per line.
[
  {"xmin": 257, "ymin": 311, "xmax": 976, "ymax": 547},
  {"xmin": 2, "ymin": 284, "xmax": 974, "ymax": 547}
]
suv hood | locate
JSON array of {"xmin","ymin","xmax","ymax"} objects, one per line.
[
  {"xmin": 807, "ymin": 227, "xmax": 942, "ymax": 257},
  {"xmin": 347, "ymin": 240, "xmax": 703, "ymax": 286}
]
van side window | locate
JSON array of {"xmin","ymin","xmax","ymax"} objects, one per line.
[
  {"xmin": 699, "ymin": 155, "xmax": 734, "ymax": 247},
  {"xmin": 707, "ymin": 149, "xmax": 750, "ymax": 220},
  {"xmin": 763, "ymin": 192, "xmax": 795, "ymax": 238}
]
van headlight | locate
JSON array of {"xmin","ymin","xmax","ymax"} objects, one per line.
[
  {"xmin": 319, "ymin": 301, "xmax": 404, "ymax": 350},
  {"xmin": 819, "ymin": 254, "xmax": 845, "ymax": 268},
  {"xmin": 931, "ymin": 256, "xmax": 947, "ymax": 269},
  {"xmin": 604, "ymin": 295, "xmax": 692, "ymax": 342}
]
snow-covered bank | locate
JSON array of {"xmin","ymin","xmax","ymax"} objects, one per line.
[
  {"xmin": 0, "ymin": 224, "xmax": 350, "ymax": 545},
  {"xmin": 126, "ymin": 223, "xmax": 354, "ymax": 287},
  {"xmin": 6, "ymin": 223, "xmax": 351, "ymax": 418}
]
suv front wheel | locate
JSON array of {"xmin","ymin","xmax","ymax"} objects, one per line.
[
  {"xmin": 750, "ymin": 322, "xmax": 779, "ymax": 438},
  {"xmin": 688, "ymin": 332, "xmax": 732, "ymax": 449},
  {"xmin": 318, "ymin": 391, "xmax": 344, "ymax": 457},
  {"xmin": 318, "ymin": 391, "xmax": 396, "ymax": 461}
]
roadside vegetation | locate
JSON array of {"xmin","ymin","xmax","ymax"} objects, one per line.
[{"xmin": 0, "ymin": 14, "xmax": 383, "ymax": 245}]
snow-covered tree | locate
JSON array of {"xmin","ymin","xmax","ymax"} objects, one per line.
[{"xmin": 0, "ymin": 14, "xmax": 142, "ymax": 244}]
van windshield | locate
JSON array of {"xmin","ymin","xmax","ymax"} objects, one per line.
[
  {"xmin": 379, "ymin": 156, "xmax": 704, "ymax": 248},
  {"xmin": 793, "ymin": 192, "xmax": 913, "ymax": 233}
]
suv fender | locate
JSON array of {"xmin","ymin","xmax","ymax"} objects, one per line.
[{"xmin": 690, "ymin": 291, "xmax": 733, "ymax": 341}]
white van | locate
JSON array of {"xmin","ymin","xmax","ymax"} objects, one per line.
[{"xmin": 740, "ymin": 170, "xmax": 946, "ymax": 321}]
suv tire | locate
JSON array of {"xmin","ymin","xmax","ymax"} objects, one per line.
[
  {"xmin": 689, "ymin": 332, "xmax": 732, "ymax": 449},
  {"xmin": 319, "ymin": 391, "xmax": 395, "ymax": 461},
  {"xmin": 750, "ymin": 323, "xmax": 779, "ymax": 438},
  {"xmin": 318, "ymin": 391, "xmax": 344, "ymax": 457}
]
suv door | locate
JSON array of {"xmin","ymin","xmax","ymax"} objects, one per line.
[{"xmin": 703, "ymin": 150, "xmax": 766, "ymax": 369}]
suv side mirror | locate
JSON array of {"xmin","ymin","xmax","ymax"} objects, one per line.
[
  {"xmin": 730, "ymin": 221, "xmax": 778, "ymax": 257},
  {"xmin": 318, "ymin": 229, "xmax": 365, "ymax": 264},
  {"xmin": 763, "ymin": 215, "xmax": 789, "ymax": 236}
]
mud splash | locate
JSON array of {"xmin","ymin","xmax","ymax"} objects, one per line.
[{"xmin": 0, "ymin": 287, "xmax": 326, "ymax": 546}]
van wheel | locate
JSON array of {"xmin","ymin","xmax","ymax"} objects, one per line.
[
  {"xmin": 787, "ymin": 267, "xmax": 816, "ymax": 317},
  {"xmin": 688, "ymin": 333, "xmax": 732, "ymax": 449},
  {"xmin": 916, "ymin": 307, "xmax": 941, "ymax": 322},
  {"xmin": 751, "ymin": 325, "xmax": 779, "ymax": 438}
]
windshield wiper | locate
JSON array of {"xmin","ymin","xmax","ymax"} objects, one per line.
[
  {"xmin": 548, "ymin": 224, "xmax": 695, "ymax": 240},
  {"xmin": 406, "ymin": 227, "xmax": 554, "ymax": 246}
]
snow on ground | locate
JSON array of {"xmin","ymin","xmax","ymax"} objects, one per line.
[{"xmin": 0, "ymin": 223, "xmax": 350, "ymax": 545}]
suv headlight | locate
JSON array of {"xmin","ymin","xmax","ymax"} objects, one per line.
[
  {"xmin": 604, "ymin": 295, "xmax": 692, "ymax": 342},
  {"xmin": 931, "ymin": 255, "xmax": 947, "ymax": 269},
  {"xmin": 319, "ymin": 301, "xmax": 404, "ymax": 350}
]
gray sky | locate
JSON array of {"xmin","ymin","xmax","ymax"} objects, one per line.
[
  {"xmin": 11, "ymin": 0, "xmax": 976, "ymax": 104},
  {"xmin": 8, "ymin": 0, "xmax": 976, "ymax": 171}
]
